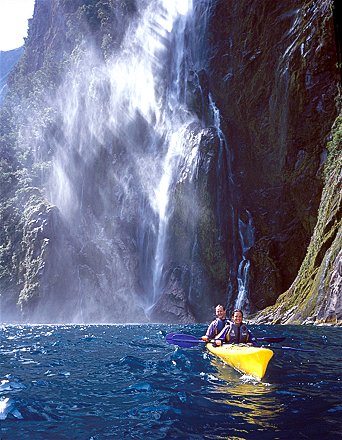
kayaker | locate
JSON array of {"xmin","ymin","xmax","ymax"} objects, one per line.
[
  {"xmin": 201, "ymin": 304, "xmax": 229, "ymax": 342},
  {"xmin": 213, "ymin": 309, "xmax": 256, "ymax": 346}
]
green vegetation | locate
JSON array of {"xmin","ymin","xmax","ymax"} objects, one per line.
[
  {"xmin": 254, "ymin": 109, "xmax": 342, "ymax": 325},
  {"xmin": 0, "ymin": 0, "xmax": 340, "ymax": 323}
]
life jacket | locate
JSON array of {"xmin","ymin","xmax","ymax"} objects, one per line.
[
  {"xmin": 213, "ymin": 318, "xmax": 228, "ymax": 336},
  {"xmin": 225, "ymin": 322, "xmax": 250, "ymax": 344}
]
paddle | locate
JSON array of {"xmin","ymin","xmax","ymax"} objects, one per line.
[
  {"xmin": 166, "ymin": 334, "xmax": 315, "ymax": 352},
  {"xmin": 166, "ymin": 334, "xmax": 201, "ymax": 348},
  {"xmin": 165, "ymin": 333, "xmax": 285, "ymax": 348},
  {"xmin": 256, "ymin": 337, "xmax": 286, "ymax": 343},
  {"xmin": 265, "ymin": 345, "xmax": 315, "ymax": 353}
]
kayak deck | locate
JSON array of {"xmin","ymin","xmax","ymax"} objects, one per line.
[{"xmin": 206, "ymin": 343, "xmax": 273, "ymax": 380}]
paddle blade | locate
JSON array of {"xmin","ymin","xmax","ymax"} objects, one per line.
[
  {"xmin": 165, "ymin": 333, "xmax": 204, "ymax": 348},
  {"xmin": 165, "ymin": 332, "xmax": 177, "ymax": 344}
]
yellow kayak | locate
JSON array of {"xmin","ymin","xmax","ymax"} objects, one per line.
[{"xmin": 206, "ymin": 343, "xmax": 273, "ymax": 380}]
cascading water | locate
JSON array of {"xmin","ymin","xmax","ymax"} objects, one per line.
[
  {"xmin": 151, "ymin": 126, "xmax": 195, "ymax": 309},
  {"xmin": 235, "ymin": 211, "xmax": 255, "ymax": 312},
  {"xmin": 1, "ymin": 0, "xmax": 337, "ymax": 327},
  {"xmin": 146, "ymin": 0, "xmax": 218, "ymax": 315},
  {"xmin": 208, "ymin": 96, "xmax": 253, "ymax": 314},
  {"xmin": 45, "ymin": 0, "xmax": 217, "ymax": 321},
  {"xmin": 208, "ymin": 95, "xmax": 237, "ymax": 297}
]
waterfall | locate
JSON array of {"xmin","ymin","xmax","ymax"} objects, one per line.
[
  {"xmin": 147, "ymin": 0, "xmax": 213, "ymax": 313},
  {"xmin": 151, "ymin": 126, "xmax": 194, "ymax": 307},
  {"xmin": 235, "ymin": 211, "xmax": 255, "ymax": 312},
  {"xmin": 45, "ymin": 0, "xmax": 214, "ymax": 321},
  {"xmin": 208, "ymin": 95, "xmax": 239, "ymax": 308},
  {"xmin": 208, "ymin": 95, "xmax": 255, "ymax": 314}
]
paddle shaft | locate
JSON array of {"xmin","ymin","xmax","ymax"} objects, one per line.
[
  {"xmin": 267, "ymin": 345, "xmax": 315, "ymax": 353},
  {"xmin": 166, "ymin": 333, "xmax": 284, "ymax": 345},
  {"xmin": 166, "ymin": 333, "xmax": 313, "ymax": 352}
]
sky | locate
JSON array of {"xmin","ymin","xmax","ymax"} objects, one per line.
[{"xmin": 0, "ymin": 0, "xmax": 35, "ymax": 51}]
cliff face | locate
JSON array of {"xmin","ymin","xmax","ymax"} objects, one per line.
[
  {"xmin": 207, "ymin": 0, "xmax": 340, "ymax": 318},
  {"xmin": 253, "ymin": 112, "xmax": 341, "ymax": 325},
  {"xmin": 0, "ymin": 0, "xmax": 340, "ymax": 324},
  {"xmin": 0, "ymin": 0, "xmax": 144, "ymax": 323},
  {"xmin": 0, "ymin": 48, "xmax": 23, "ymax": 105}
]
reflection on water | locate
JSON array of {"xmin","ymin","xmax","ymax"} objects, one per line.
[
  {"xmin": 0, "ymin": 324, "xmax": 341, "ymax": 439},
  {"xmin": 209, "ymin": 358, "xmax": 284, "ymax": 431}
]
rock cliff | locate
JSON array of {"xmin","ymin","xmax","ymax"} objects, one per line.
[
  {"xmin": 0, "ymin": 0, "xmax": 340, "ymax": 324},
  {"xmin": 0, "ymin": 47, "xmax": 23, "ymax": 104},
  {"xmin": 207, "ymin": 0, "xmax": 341, "ymax": 322}
]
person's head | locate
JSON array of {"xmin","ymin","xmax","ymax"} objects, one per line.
[
  {"xmin": 215, "ymin": 304, "xmax": 226, "ymax": 320},
  {"xmin": 231, "ymin": 309, "xmax": 243, "ymax": 325}
]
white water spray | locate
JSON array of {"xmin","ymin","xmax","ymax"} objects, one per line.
[{"xmin": 47, "ymin": 0, "xmax": 216, "ymax": 320}]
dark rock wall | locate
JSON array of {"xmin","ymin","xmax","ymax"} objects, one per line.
[
  {"xmin": 253, "ymin": 111, "xmax": 341, "ymax": 325},
  {"xmin": 149, "ymin": 125, "xmax": 230, "ymax": 322},
  {"xmin": 207, "ymin": 0, "xmax": 340, "ymax": 314}
]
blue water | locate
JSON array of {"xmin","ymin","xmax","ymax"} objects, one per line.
[{"xmin": 0, "ymin": 324, "xmax": 341, "ymax": 439}]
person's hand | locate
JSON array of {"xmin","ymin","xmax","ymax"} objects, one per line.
[
  {"xmin": 201, "ymin": 336, "xmax": 209, "ymax": 342},
  {"xmin": 213, "ymin": 339, "xmax": 222, "ymax": 346}
]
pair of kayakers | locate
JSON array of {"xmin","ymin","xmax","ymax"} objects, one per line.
[{"xmin": 201, "ymin": 305, "xmax": 256, "ymax": 346}]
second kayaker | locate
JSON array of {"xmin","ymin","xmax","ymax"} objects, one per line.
[
  {"xmin": 201, "ymin": 304, "xmax": 229, "ymax": 342},
  {"xmin": 213, "ymin": 309, "xmax": 256, "ymax": 346}
]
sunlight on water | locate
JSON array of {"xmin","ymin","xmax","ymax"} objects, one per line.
[{"xmin": 0, "ymin": 324, "xmax": 341, "ymax": 439}]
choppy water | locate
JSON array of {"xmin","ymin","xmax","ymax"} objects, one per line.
[{"xmin": 0, "ymin": 324, "xmax": 341, "ymax": 439}]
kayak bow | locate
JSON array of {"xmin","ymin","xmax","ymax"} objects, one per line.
[{"xmin": 206, "ymin": 343, "xmax": 273, "ymax": 380}]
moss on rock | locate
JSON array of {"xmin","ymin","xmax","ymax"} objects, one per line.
[{"xmin": 252, "ymin": 110, "xmax": 342, "ymax": 325}]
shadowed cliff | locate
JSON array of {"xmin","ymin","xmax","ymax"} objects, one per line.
[{"xmin": 207, "ymin": 0, "xmax": 341, "ymax": 323}]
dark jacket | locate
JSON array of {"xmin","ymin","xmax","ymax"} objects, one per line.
[
  {"xmin": 205, "ymin": 318, "xmax": 229, "ymax": 339},
  {"xmin": 216, "ymin": 322, "xmax": 256, "ymax": 344}
]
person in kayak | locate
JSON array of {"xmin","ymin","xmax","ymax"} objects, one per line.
[
  {"xmin": 201, "ymin": 304, "xmax": 229, "ymax": 342},
  {"xmin": 213, "ymin": 309, "xmax": 256, "ymax": 346}
]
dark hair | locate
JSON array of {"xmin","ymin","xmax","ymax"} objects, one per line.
[
  {"xmin": 215, "ymin": 304, "xmax": 226, "ymax": 310},
  {"xmin": 232, "ymin": 308, "xmax": 243, "ymax": 317}
]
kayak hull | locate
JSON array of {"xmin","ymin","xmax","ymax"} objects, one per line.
[{"xmin": 206, "ymin": 343, "xmax": 273, "ymax": 380}]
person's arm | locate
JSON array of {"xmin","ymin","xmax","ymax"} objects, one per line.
[
  {"xmin": 247, "ymin": 328, "xmax": 257, "ymax": 346},
  {"xmin": 201, "ymin": 320, "xmax": 216, "ymax": 341},
  {"xmin": 213, "ymin": 324, "xmax": 229, "ymax": 346}
]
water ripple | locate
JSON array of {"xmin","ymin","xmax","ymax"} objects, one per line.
[{"xmin": 0, "ymin": 324, "xmax": 341, "ymax": 439}]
